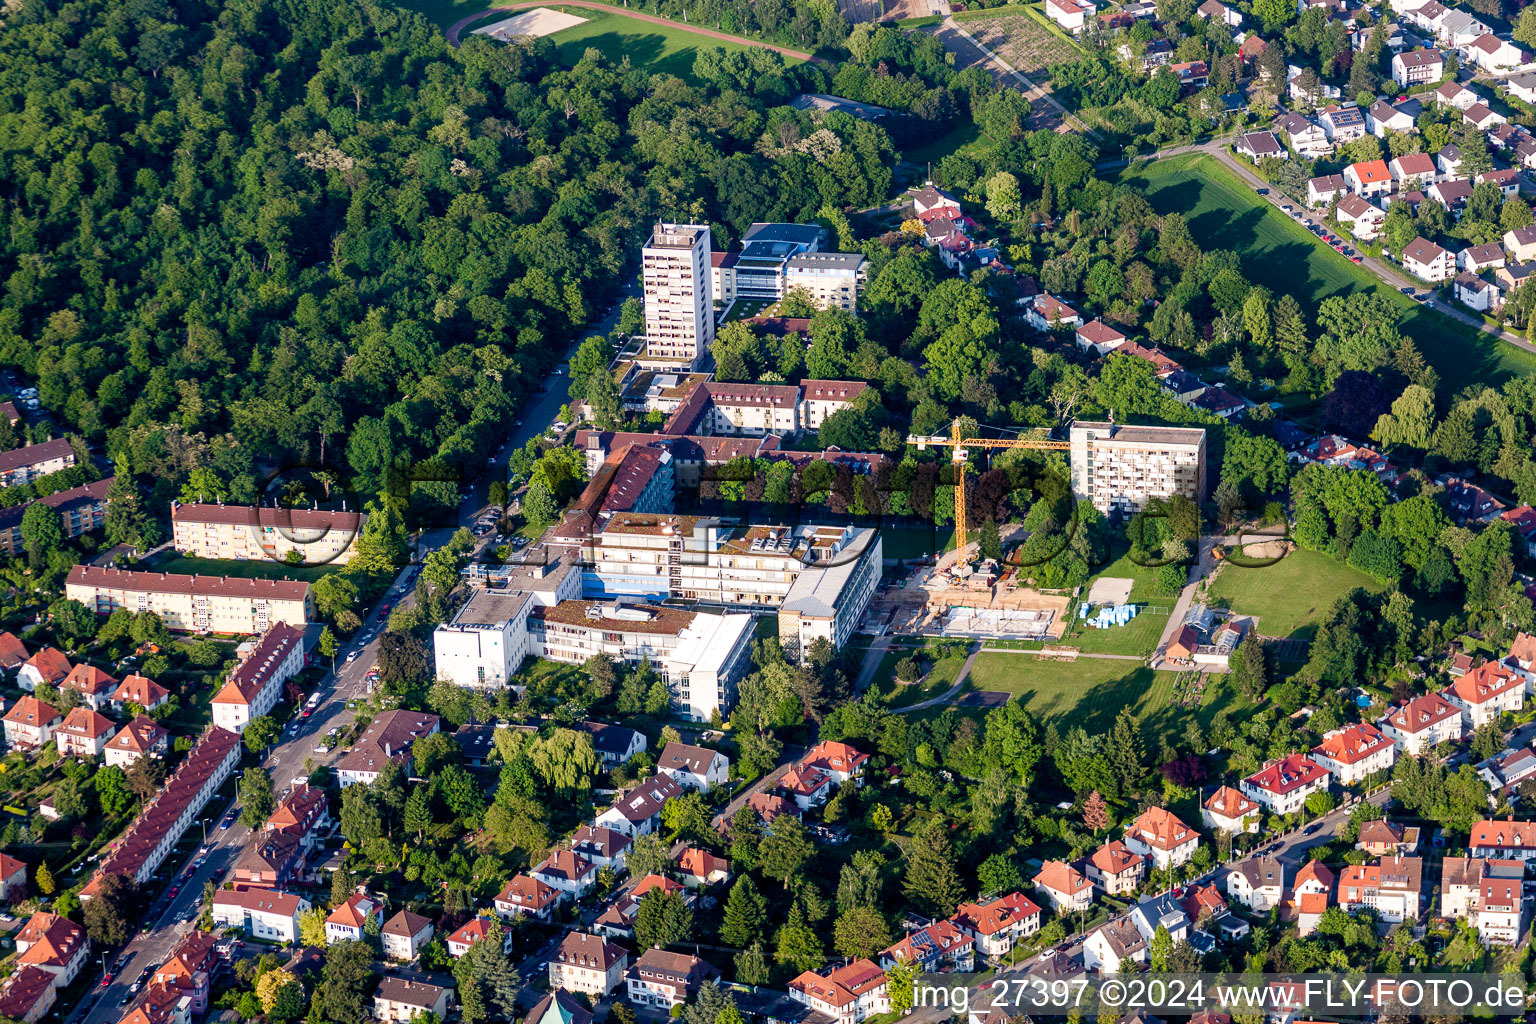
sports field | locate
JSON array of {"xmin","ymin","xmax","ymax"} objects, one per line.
[
  {"xmin": 964, "ymin": 654, "xmax": 1252, "ymax": 736},
  {"xmin": 1204, "ymin": 546, "xmax": 1385, "ymax": 640},
  {"xmin": 1121, "ymin": 155, "xmax": 1536, "ymax": 395}
]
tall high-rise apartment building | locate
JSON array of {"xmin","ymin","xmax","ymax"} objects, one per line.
[
  {"xmin": 641, "ymin": 223, "xmax": 713, "ymax": 370},
  {"xmin": 1068, "ymin": 421, "xmax": 1207, "ymax": 515}
]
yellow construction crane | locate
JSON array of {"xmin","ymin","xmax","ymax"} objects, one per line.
[{"xmin": 907, "ymin": 417, "xmax": 1075, "ymax": 558}]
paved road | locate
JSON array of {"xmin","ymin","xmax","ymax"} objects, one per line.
[{"xmin": 444, "ymin": 0, "xmax": 813, "ymax": 58}]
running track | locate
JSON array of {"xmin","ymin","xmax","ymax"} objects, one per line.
[{"xmin": 445, "ymin": 0, "xmax": 814, "ymax": 59}]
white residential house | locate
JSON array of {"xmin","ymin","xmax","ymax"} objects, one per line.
[
  {"xmin": 1469, "ymin": 819, "xmax": 1536, "ymax": 861},
  {"xmin": 1198, "ymin": 0, "xmax": 1243, "ymax": 25},
  {"xmin": 548, "ymin": 933, "xmax": 629, "ymax": 997},
  {"xmin": 1478, "ymin": 169, "xmax": 1521, "ymax": 199},
  {"xmin": 1437, "ymin": 9, "xmax": 1489, "ymax": 47},
  {"xmin": 1336, "ymin": 195, "xmax": 1386, "ymax": 240},
  {"xmin": 1380, "ymin": 692, "xmax": 1465, "ymax": 753},
  {"xmin": 1368, "ymin": 99, "xmax": 1416, "ymax": 136},
  {"xmin": 1027, "ymin": 294, "xmax": 1082, "ymax": 332},
  {"xmin": 1076, "ymin": 319, "xmax": 1129, "ymax": 355},
  {"xmin": 1508, "ymin": 71, "xmax": 1536, "ymax": 103},
  {"xmin": 1310, "ymin": 722, "xmax": 1397, "ymax": 785},
  {"xmin": 1507, "ymin": 224, "xmax": 1536, "ymax": 262},
  {"xmin": 372, "ymin": 978, "xmax": 451, "ymax": 1024},
  {"xmin": 656, "ymin": 741, "xmax": 730, "ymax": 791},
  {"xmin": 530, "ymin": 851, "xmax": 599, "ymax": 899},
  {"xmin": 1045, "ymin": 0, "xmax": 1094, "ymax": 31},
  {"xmin": 1438, "ymin": 144, "xmax": 1467, "ymax": 178},
  {"xmin": 1435, "ymin": 81, "xmax": 1480, "ymax": 111},
  {"xmin": 1460, "ymin": 242, "xmax": 1507, "ymax": 272},
  {"xmin": 1083, "ymin": 918, "xmax": 1148, "ymax": 974},
  {"xmin": 1402, "ymin": 236, "xmax": 1454, "ymax": 281},
  {"xmin": 786, "ymin": 960, "xmax": 885, "ymax": 1024},
  {"xmin": 1392, "ymin": 47, "xmax": 1445, "ymax": 86},
  {"xmin": 1122, "ymin": 806, "xmax": 1201, "ymax": 870},
  {"xmin": 494, "ymin": 875, "xmax": 561, "ymax": 921},
  {"xmin": 1339, "ymin": 857, "xmax": 1423, "ymax": 923},
  {"xmin": 1318, "ymin": 104, "xmax": 1367, "ymax": 142},
  {"xmin": 210, "ymin": 889, "xmax": 309, "ymax": 943},
  {"xmin": 1445, "ymin": 661, "xmax": 1527, "ymax": 727},
  {"xmin": 1389, "ymin": 152, "xmax": 1438, "ymax": 187},
  {"xmin": 1275, "ymin": 113, "xmax": 1333, "ymax": 158},
  {"xmin": 1240, "ymin": 754, "xmax": 1331, "ymax": 815},
  {"xmin": 951, "ymin": 892, "xmax": 1043, "ymax": 957},
  {"xmin": 594, "ymin": 774, "xmax": 683, "ymax": 837},
  {"xmin": 1236, "ymin": 131, "xmax": 1286, "ymax": 161},
  {"xmin": 1456, "ymin": 270, "xmax": 1505, "ymax": 314},
  {"xmin": 324, "ymin": 894, "xmax": 384, "ymax": 945},
  {"xmin": 1465, "ymin": 102, "xmax": 1507, "ymax": 130},
  {"xmin": 1227, "ymin": 855, "xmax": 1288, "ymax": 911},
  {"xmin": 1033, "ymin": 860, "xmax": 1093, "ymax": 914},
  {"xmin": 1202, "ymin": 785, "xmax": 1260, "ymax": 834},
  {"xmin": 380, "ymin": 911, "xmax": 433, "ymax": 962},
  {"xmin": 1344, "ymin": 159, "xmax": 1393, "ymax": 198},
  {"xmin": 1466, "ymin": 31, "xmax": 1528, "ymax": 70},
  {"xmin": 1307, "ymin": 173, "xmax": 1350, "ymax": 207}
]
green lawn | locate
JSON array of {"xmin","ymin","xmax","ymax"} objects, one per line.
[
  {"xmin": 964, "ymin": 653, "xmax": 1252, "ymax": 736},
  {"xmin": 870, "ymin": 649, "xmax": 967, "ymax": 708},
  {"xmin": 1058, "ymin": 552, "xmax": 1175, "ymax": 656},
  {"xmin": 1203, "ymin": 546, "xmax": 1385, "ymax": 640},
  {"xmin": 544, "ymin": 5, "xmax": 801, "ymax": 81},
  {"xmin": 1121, "ymin": 154, "xmax": 1536, "ymax": 395},
  {"xmin": 144, "ymin": 553, "xmax": 334, "ymax": 583}
]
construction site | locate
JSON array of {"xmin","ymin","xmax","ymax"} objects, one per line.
[{"xmin": 869, "ymin": 556, "xmax": 1073, "ymax": 640}]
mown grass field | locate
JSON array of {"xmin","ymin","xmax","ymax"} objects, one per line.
[
  {"xmin": 1203, "ymin": 546, "xmax": 1385, "ymax": 640},
  {"xmin": 1121, "ymin": 154, "xmax": 1536, "ymax": 395},
  {"xmin": 964, "ymin": 654, "xmax": 1252, "ymax": 736}
]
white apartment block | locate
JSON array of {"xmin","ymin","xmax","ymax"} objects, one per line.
[
  {"xmin": 211, "ymin": 623, "xmax": 305, "ymax": 733},
  {"xmin": 66, "ymin": 566, "xmax": 311, "ymax": 634},
  {"xmin": 0, "ymin": 478, "xmax": 109, "ymax": 556},
  {"xmin": 641, "ymin": 223, "xmax": 713, "ymax": 371},
  {"xmin": 529, "ymin": 601, "xmax": 754, "ymax": 722},
  {"xmin": 783, "ymin": 253, "xmax": 866, "ymax": 310},
  {"xmin": 1069, "ymin": 421, "xmax": 1208, "ymax": 515},
  {"xmin": 0, "ymin": 439, "xmax": 76, "ymax": 488},
  {"xmin": 171, "ymin": 502, "xmax": 364, "ymax": 566},
  {"xmin": 568, "ymin": 515, "xmax": 882, "ymax": 666}
]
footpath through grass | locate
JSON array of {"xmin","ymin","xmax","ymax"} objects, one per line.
[
  {"xmin": 1203, "ymin": 546, "xmax": 1385, "ymax": 640},
  {"xmin": 1121, "ymin": 154, "xmax": 1536, "ymax": 395}
]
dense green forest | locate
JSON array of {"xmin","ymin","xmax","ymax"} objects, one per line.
[{"xmin": 0, "ymin": 0, "xmax": 976, "ymax": 526}]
